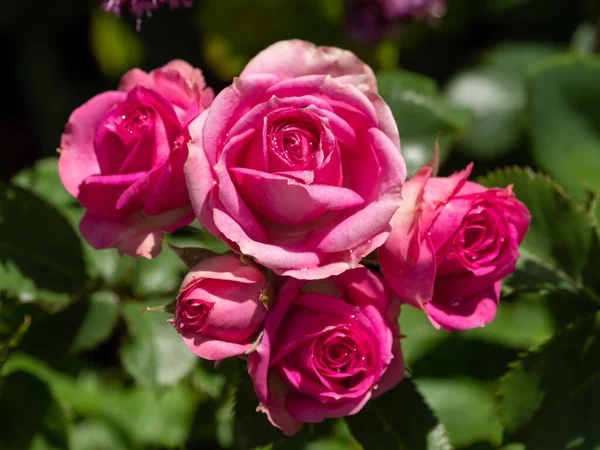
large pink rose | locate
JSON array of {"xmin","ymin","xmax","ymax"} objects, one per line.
[
  {"xmin": 185, "ymin": 40, "xmax": 406, "ymax": 280},
  {"xmin": 379, "ymin": 164, "xmax": 530, "ymax": 331},
  {"xmin": 248, "ymin": 268, "xmax": 404, "ymax": 435},
  {"xmin": 171, "ymin": 255, "xmax": 268, "ymax": 360},
  {"xmin": 58, "ymin": 60, "xmax": 213, "ymax": 258}
]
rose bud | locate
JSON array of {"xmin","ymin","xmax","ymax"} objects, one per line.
[
  {"xmin": 172, "ymin": 255, "xmax": 268, "ymax": 360},
  {"xmin": 248, "ymin": 267, "xmax": 404, "ymax": 436},
  {"xmin": 58, "ymin": 60, "xmax": 213, "ymax": 258},
  {"xmin": 185, "ymin": 39, "xmax": 406, "ymax": 280},
  {"xmin": 379, "ymin": 163, "xmax": 531, "ymax": 331}
]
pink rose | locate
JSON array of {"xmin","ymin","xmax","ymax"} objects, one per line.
[
  {"xmin": 58, "ymin": 60, "xmax": 213, "ymax": 258},
  {"xmin": 379, "ymin": 164, "xmax": 530, "ymax": 331},
  {"xmin": 172, "ymin": 255, "xmax": 268, "ymax": 360},
  {"xmin": 248, "ymin": 268, "xmax": 404, "ymax": 435},
  {"xmin": 185, "ymin": 40, "xmax": 406, "ymax": 280}
]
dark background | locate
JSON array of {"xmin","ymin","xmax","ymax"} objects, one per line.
[{"xmin": 2, "ymin": 0, "xmax": 597, "ymax": 181}]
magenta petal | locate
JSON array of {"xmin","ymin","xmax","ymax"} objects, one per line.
[
  {"xmin": 79, "ymin": 206, "xmax": 193, "ymax": 258},
  {"xmin": 249, "ymin": 279, "xmax": 304, "ymax": 402},
  {"xmin": 285, "ymin": 391, "xmax": 372, "ymax": 423},
  {"xmin": 379, "ymin": 167, "xmax": 435, "ymax": 309},
  {"xmin": 425, "ymin": 281, "xmax": 501, "ymax": 331},
  {"xmin": 58, "ymin": 91, "xmax": 126, "ymax": 197},
  {"xmin": 240, "ymin": 40, "xmax": 378, "ymax": 93},
  {"xmin": 78, "ymin": 172, "xmax": 146, "ymax": 218},
  {"xmin": 230, "ymin": 168, "xmax": 364, "ymax": 227}
]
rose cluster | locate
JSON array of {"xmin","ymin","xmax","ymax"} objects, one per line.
[{"xmin": 58, "ymin": 40, "xmax": 530, "ymax": 435}]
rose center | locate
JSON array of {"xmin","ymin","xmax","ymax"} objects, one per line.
[
  {"xmin": 267, "ymin": 109, "xmax": 321, "ymax": 170},
  {"xmin": 116, "ymin": 108, "xmax": 151, "ymax": 136},
  {"xmin": 313, "ymin": 328, "xmax": 368, "ymax": 381},
  {"xmin": 175, "ymin": 297, "xmax": 214, "ymax": 334}
]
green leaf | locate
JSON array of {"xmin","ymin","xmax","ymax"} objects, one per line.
[
  {"xmin": 497, "ymin": 313, "xmax": 600, "ymax": 449},
  {"xmin": 71, "ymin": 420, "xmax": 128, "ymax": 450},
  {"xmin": 417, "ymin": 378, "xmax": 502, "ymax": 448},
  {"xmin": 71, "ymin": 291, "xmax": 119, "ymax": 353},
  {"xmin": 234, "ymin": 371, "xmax": 285, "ymax": 450},
  {"xmin": 0, "ymin": 297, "xmax": 32, "ymax": 369},
  {"xmin": 0, "ymin": 371, "xmax": 70, "ymax": 450},
  {"xmin": 462, "ymin": 293, "xmax": 554, "ymax": 350},
  {"xmin": 0, "ymin": 184, "xmax": 87, "ymax": 307},
  {"xmin": 528, "ymin": 54, "xmax": 600, "ymax": 199},
  {"xmin": 477, "ymin": 167, "xmax": 599, "ymax": 304},
  {"xmin": 377, "ymin": 71, "xmax": 471, "ymax": 176},
  {"xmin": 346, "ymin": 378, "xmax": 452, "ymax": 450},
  {"xmin": 132, "ymin": 246, "xmax": 187, "ymax": 297},
  {"xmin": 11, "ymin": 157, "xmax": 133, "ymax": 288},
  {"xmin": 445, "ymin": 43, "xmax": 559, "ymax": 160},
  {"xmin": 11, "ymin": 157, "xmax": 74, "ymax": 210},
  {"xmin": 399, "ymin": 306, "xmax": 449, "ymax": 366},
  {"xmin": 120, "ymin": 302, "xmax": 197, "ymax": 389},
  {"xmin": 3, "ymin": 354, "xmax": 199, "ymax": 449}
]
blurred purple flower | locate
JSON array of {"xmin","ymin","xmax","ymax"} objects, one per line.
[
  {"xmin": 381, "ymin": 0, "xmax": 446, "ymax": 20},
  {"xmin": 344, "ymin": 0, "xmax": 446, "ymax": 42},
  {"xmin": 101, "ymin": 0, "xmax": 192, "ymax": 19}
]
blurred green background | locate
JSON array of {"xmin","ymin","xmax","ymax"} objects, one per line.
[{"xmin": 1, "ymin": 0, "xmax": 600, "ymax": 449}]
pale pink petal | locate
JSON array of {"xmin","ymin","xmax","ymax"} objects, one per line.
[
  {"xmin": 181, "ymin": 255, "xmax": 265, "ymax": 286},
  {"xmin": 183, "ymin": 336, "xmax": 252, "ymax": 360},
  {"xmin": 240, "ymin": 40, "xmax": 378, "ymax": 92},
  {"xmin": 184, "ymin": 110, "xmax": 221, "ymax": 237}
]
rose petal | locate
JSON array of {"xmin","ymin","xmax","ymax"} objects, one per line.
[
  {"xmin": 379, "ymin": 167, "xmax": 436, "ymax": 309},
  {"xmin": 182, "ymin": 336, "xmax": 252, "ymax": 360},
  {"xmin": 230, "ymin": 168, "xmax": 364, "ymax": 227},
  {"xmin": 78, "ymin": 172, "xmax": 146, "ymax": 218},
  {"xmin": 182, "ymin": 255, "xmax": 265, "ymax": 286},
  {"xmin": 425, "ymin": 281, "xmax": 501, "ymax": 331},
  {"xmin": 79, "ymin": 206, "xmax": 194, "ymax": 258},
  {"xmin": 58, "ymin": 91, "xmax": 126, "ymax": 197},
  {"xmin": 240, "ymin": 40, "xmax": 377, "ymax": 93}
]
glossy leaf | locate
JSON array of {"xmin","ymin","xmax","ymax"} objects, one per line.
[
  {"xmin": 0, "ymin": 371, "xmax": 70, "ymax": 450},
  {"xmin": 0, "ymin": 184, "xmax": 86, "ymax": 307},
  {"xmin": 498, "ymin": 313, "xmax": 600, "ymax": 449},
  {"xmin": 71, "ymin": 291, "xmax": 119, "ymax": 353},
  {"xmin": 417, "ymin": 377, "xmax": 502, "ymax": 447},
  {"xmin": 234, "ymin": 371, "xmax": 286, "ymax": 450},
  {"xmin": 120, "ymin": 302, "xmax": 197, "ymax": 389},
  {"xmin": 346, "ymin": 378, "xmax": 452, "ymax": 450}
]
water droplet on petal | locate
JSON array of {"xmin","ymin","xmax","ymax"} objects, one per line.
[{"xmin": 451, "ymin": 298, "xmax": 462, "ymax": 308}]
